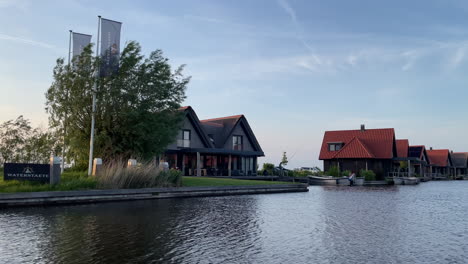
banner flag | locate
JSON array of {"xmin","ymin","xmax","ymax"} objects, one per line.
[
  {"xmin": 100, "ymin": 18, "xmax": 122, "ymax": 76},
  {"xmin": 72, "ymin": 32, "xmax": 92, "ymax": 59}
]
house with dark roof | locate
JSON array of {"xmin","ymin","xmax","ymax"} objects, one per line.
[
  {"xmin": 451, "ymin": 152, "xmax": 468, "ymax": 177},
  {"xmin": 319, "ymin": 125, "xmax": 397, "ymax": 179},
  {"xmin": 426, "ymin": 148, "xmax": 453, "ymax": 177},
  {"xmin": 392, "ymin": 140, "xmax": 431, "ymax": 178},
  {"xmin": 164, "ymin": 106, "xmax": 264, "ymax": 176},
  {"xmin": 408, "ymin": 145, "xmax": 431, "ymax": 177}
]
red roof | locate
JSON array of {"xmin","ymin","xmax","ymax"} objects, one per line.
[
  {"xmin": 427, "ymin": 149, "xmax": 450, "ymax": 167},
  {"xmin": 396, "ymin": 139, "xmax": 409, "ymax": 158},
  {"xmin": 319, "ymin": 128, "xmax": 395, "ymax": 160}
]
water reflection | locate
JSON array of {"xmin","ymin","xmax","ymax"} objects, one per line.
[{"xmin": 1, "ymin": 181, "xmax": 467, "ymax": 263}]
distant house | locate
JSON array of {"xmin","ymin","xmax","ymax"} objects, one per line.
[
  {"xmin": 451, "ymin": 152, "xmax": 468, "ymax": 177},
  {"xmin": 319, "ymin": 125, "xmax": 397, "ymax": 179},
  {"xmin": 426, "ymin": 148, "xmax": 454, "ymax": 176},
  {"xmin": 393, "ymin": 140, "xmax": 431, "ymax": 177},
  {"xmin": 164, "ymin": 106, "xmax": 264, "ymax": 176}
]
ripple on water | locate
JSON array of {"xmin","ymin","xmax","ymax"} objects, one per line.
[{"xmin": 0, "ymin": 181, "xmax": 467, "ymax": 263}]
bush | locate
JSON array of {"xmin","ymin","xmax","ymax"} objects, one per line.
[
  {"xmin": 96, "ymin": 160, "xmax": 182, "ymax": 189},
  {"xmin": 341, "ymin": 170, "xmax": 352, "ymax": 177},
  {"xmin": 360, "ymin": 169, "xmax": 376, "ymax": 181},
  {"xmin": 327, "ymin": 166, "xmax": 340, "ymax": 177}
]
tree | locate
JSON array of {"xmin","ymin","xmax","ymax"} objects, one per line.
[
  {"xmin": 261, "ymin": 163, "xmax": 275, "ymax": 175},
  {"xmin": 280, "ymin": 152, "xmax": 288, "ymax": 167},
  {"xmin": 46, "ymin": 41, "xmax": 189, "ymax": 168},
  {"xmin": 0, "ymin": 116, "xmax": 59, "ymax": 164}
]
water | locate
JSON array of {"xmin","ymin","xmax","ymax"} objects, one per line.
[{"xmin": 0, "ymin": 181, "xmax": 467, "ymax": 264}]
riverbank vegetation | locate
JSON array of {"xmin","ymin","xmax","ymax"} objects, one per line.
[{"xmin": 0, "ymin": 170, "xmax": 287, "ymax": 193}]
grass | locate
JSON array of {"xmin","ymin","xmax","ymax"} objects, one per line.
[
  {"xmin": 181, "ymin": 177, "xmax": 291, "ymax": 187},
  {"xmin": 0, "ymin": 170, "xmax": 97, "ymax": 193},
  {"xmin": 0, "ymin": 170, "xmax": 290, "ymax": 193}
]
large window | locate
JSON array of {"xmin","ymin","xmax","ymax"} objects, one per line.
[
  {"xmin": 233, "ymin": 135, "xmax": 243, "ymax": 150},
  {"xmin": 177, "ymin": 129, "xmax": 191, "ymax": 147}
]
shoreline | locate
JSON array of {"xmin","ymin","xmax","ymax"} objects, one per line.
[{"xmin": 0, "ymin": 184, "xmax": 308, "ymax": 208}]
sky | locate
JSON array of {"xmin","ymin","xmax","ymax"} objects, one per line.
[{"xmin": 1, "ymin": 0, "xmax": 468, "ymax": 169}]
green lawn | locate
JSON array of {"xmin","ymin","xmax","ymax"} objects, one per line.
[
  {"xmin": 0, "ymin": 170, "xmax": 289, "ymax": 193},
  {"xmin": 0, "ymin": 170, "xmax": 97, "ymax": 193},
  {"xmin": 181, "ymin": 176, "xmax": 290, "ymax": 187}
]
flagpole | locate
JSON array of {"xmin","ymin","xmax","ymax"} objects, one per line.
[
  {"xmin": 62, "ymin": 30, "xmax": 72, "ymax": 173},
  {"xmin": 88, "ymin": 16, "xmax": 101, "ymax": 175}
]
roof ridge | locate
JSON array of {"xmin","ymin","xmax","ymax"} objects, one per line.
[{"xmin": 200, "ymin": 115, "xmax": 243, "ymax": 122}]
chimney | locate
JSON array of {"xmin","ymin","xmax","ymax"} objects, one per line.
[
  {"xmin": 451, "ymin": 150, "xmax": 453, "ymax": 154},
  {"xmin": 360, "ymin": 124, "xmax": 365, "ymax": 132},
  {"xmin": 430, "ymin": 147, "xmax": 433, "ymax": 150}
]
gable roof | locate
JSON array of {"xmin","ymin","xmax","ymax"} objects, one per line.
[
  {"xmin": 396, "ymin": 139, "xmax": 409, "ymax": 158},
  {"xmin": 426, "ymin": 149, "xmax": 452, "ymax": 167},
  {"xmin": 408, "ymin": 145, "xmax": 429, "ymax": 161},
  {"xmin": 451, "ymin": 152, "xmax": 468, "ymax": 168},
  {"xmin": 200, "ymin": 115, "xmax": 263, "ymax": 152},
  {"xmin": 180, "ymin": 106, "xmax": 214, "ymax": 148},
  {"xmin": 319, "ymin": 128, "xmax": 396, "ymax": 160},
  {"xmin": 177, "ymin": 106, "xmax": 263, "ymax": 154}
]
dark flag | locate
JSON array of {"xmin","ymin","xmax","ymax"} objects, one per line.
[
  {"xmin": 100, "ymin": 18, "xmax": 122, "ymax": 76},
  {"xmin": 72, "ymin": 32, "xmax": 92, "ymax": 59}
]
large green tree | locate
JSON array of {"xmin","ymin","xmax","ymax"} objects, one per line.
[{"xmin": 46, "ymin": 41, "xmax": 189, "ymax": 168}]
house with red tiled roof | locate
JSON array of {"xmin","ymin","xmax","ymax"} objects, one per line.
[
  {"xmin": 164, "ymin": 106, "xmax": 264, "ymax": 176},
  {"xmin": 319, "ymin": 125, "xmax": 397, "ymax": 179},
  {"xmin": 426, "ymin": 148, "xmax": 453, "ymax": 177}
]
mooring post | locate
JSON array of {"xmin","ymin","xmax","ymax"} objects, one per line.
[
  {"xmin": 92, "ymin": 158, "xmax": 102, "ymax": 176},
  {"xmin": 50, "ymin": 156, "xmax": 61, "ymax": 185}
]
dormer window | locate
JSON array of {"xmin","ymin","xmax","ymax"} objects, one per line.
[{"xmin": 328, "ymin": 142, "xmax": 343, "ymax": 151}]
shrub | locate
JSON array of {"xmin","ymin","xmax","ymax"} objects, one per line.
[
  {"xmin": 327, "ymin": 166, "xmax": 340, "ymax": 177},
  {"xmin": 341, "ymin": 170, "xmax": 352, "ymax": 177},
  {"xmin": 360, "ymin": 169, "xmax": 376, "ymax": 181},
  {"xmin": 96, "ymin": 160, "xmax": 181, "ymax": 189}
]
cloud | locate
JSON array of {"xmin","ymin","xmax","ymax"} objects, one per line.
[{"xmin": 0, "ymin": 33, "xmax": 55, "ymax": 49}]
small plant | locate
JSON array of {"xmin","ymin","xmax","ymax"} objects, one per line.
[
  {"xmin": 360, "ymin": 169, "xmax": 376, "ymax": 181},
  {"xmin": 341, "ymin": 170, "xmax": 352, "ymax": 177},
  {"xmin": 327, "ymin": 166, "xmax": 340, "ymax": 177}
]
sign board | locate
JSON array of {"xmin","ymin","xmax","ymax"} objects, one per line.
[{"xmin": 3, "ymin": 163, "xmax": 50, "ymax": 183}]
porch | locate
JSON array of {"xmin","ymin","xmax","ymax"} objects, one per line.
[{"xmin": 163, "ymin": 151, "xmax": 258, "ymax": 177}]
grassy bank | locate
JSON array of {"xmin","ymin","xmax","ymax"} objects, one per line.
[
  {"xmin": 0, "ymin": 171, "xmax": 289, "ymax": 193},
  {"xmin": 0, "ymin": 171, "xmax": 97, "ymax": 193}
]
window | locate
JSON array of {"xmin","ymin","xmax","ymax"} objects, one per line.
[
  {"xmin": 177, "ymin": 129, "xmax": 191, "ymax": 147},
  {"xmin": 328, "ymin": 142, "xmax": 343, "ymax": 151},
  {"xmin": 233, "ymin": 135, "xmax": 243, "ymax": 150}
]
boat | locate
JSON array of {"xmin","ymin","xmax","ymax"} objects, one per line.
[
  {"xmin": 393, "ymin": 177, "xmax": 404, "ymax": 185},
  {"xmin": 336, "ymin": 177, "xmax": 350, "ymax": 186},
  {"xmin": 402, "ymin": 177, "xmax": 420, "ymax": 185},
  {"xmin": 308, "ymin": 176, "xmax": 338, "ymax": 185}
]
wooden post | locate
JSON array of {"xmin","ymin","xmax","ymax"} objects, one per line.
[
  {"xmin": 228, "ymin": 155, "xmax": 232, "ymax": 177},
  {"xmin": 408, "ymin": 159, "xmax": 411, "ymax": 177},
  {"xmin": 182, "ymin": 154, "xmax": 185, "ymax": 176},
  {"xmin": 196, "ymin": 152, "xmax": 201, "ymax": 177},
  {"xmin": 365, "ymin": 160, "xmax": 368, "ymax": 171}
]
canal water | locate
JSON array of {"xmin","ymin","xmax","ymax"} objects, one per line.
[{"xmin": 0, "ymin": 181, "xmax": 467, "ymax": 264}]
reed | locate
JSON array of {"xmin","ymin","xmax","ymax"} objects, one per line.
[{"xmin": 95, "ymin": 160, "xmax": 182, "ymax": 189}]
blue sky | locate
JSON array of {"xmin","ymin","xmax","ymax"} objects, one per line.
[{"xmin": 1, "ymin": 0, "xmax": 468, "ymax": 168}]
